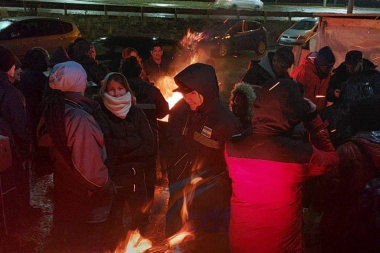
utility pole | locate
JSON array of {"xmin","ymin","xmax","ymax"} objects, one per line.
[
  {"xmin": 323, "ymin": 0, "xmax": 327, "ymax": 7},
  {"xmin": 347, "ymin": 0, "xmax": 354, "ymax": 14}
]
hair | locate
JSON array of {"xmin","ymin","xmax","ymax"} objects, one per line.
[
  {"xmin": 103, "ymin": 72, "xmax": 133, "ymax": 95},
  {"xmin": 150, "ymin": 42, "xmax": 163, "ymax": 51},
  {"xmin": 23, "ymin": 47, "xmax": 49, "ymax": 72},
  {"xmin": 122, "ymin": 47, "xmax": 138, "ymax": 59},
  {"xmin": 273, "ymin": 46, "xmax": 294, "ymax": 67},
  {"xmin": 120, "ymin": 56, "xmax": 142, "ymax": 78}
]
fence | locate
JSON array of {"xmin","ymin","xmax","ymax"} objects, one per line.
[{"xmin": 4, "ymin": 1, "xmax": 315, "ymax": 21}]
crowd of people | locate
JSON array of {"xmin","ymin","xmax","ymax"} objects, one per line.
[{"xmin": 0, "ymin": 35, "xmax": 379, "ymax": 253}]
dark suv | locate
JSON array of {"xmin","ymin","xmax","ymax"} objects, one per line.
[
  {"xmin": 188, "ymin": 19, "xmax": 267, "ymax": 57},
  {"xmin": 0, "ymin": 16, "xmax": 81, "ymax": 59}
]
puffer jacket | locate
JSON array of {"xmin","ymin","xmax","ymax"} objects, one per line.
[
  {"xmin": 93, "ymin": 102, "xmax": 155, "ymax": 186},
  {"xmin": 291, "ymin": 54, "xmax": 332, "ymax": 111},
  {"xmin": 320, "ymin": 131, "xmax": 380, "ymax": 253},
  {"xmin": 225, "ymin": 79, "xmax": 338, "ymax": 253}
]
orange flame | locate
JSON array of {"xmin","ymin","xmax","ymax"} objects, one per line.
[
  {"xmin": 166, "ymin": 177, "xmax": 203, "ymax": 249},
  {"xmin": 113, "ymin": 230, "xmax": 152, "ymax": 253}
]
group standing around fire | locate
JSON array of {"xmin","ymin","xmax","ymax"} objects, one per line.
[{"xmin": 0, "ymin": 30, "xmax": 380, "ymax": 253}]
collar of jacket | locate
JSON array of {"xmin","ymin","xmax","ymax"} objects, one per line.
[{"xmin": 63, "ymin": 91, "xmax": 99, "ymax": 114}]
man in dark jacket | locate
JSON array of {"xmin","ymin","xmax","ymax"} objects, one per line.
[
  {"xmin": 225, "ymin": 78, "xmax": 338, "ymax": 253},
  {"xmin": 240, "ymin": 46, "xmax": 294, "ymax": 91},
  {"xmin": 120, "ymin": 56, "xmax": 169, "ymax": 204},
  {"xmin": 165, "ymin": 63, "xmax": 242, "ymax": 252},
  {"xmin": 0, "ymin": 46, "xmax": 32, "ymax": 244}
]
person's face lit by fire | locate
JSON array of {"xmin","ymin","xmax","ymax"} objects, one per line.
[
  {"xmin": 106, "ymin": 80, "xmax": 127, "ymax": 97},
  {"xmin": 231, "ymin": 94, "xmax": 248, "ymax": 119},
  {"xmin": 151, "ymin": 46, "xmax": 163, "ymax": 63},
  {"xmin": 183, "ymin": 90, "xmax": 204, "ymax": 111}
]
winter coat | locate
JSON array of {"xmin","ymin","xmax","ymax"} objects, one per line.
[
  {"xmin": 320, "ymin": 60, "xmax": 380, "ymax": 147},
  {"xmin": 126, "ymin": 76, "xmax": 169, "ymax": 150},
  {"xmin": 19, "ymin": 69, "xmax": 48, "ymax": 145},
  {"xmin": 291, "ymin": 54, "xmax": 332, "ymax": 111},
  {"xmin": 0, "ymin": 72, "xmax": 30, "ymax": 163},
  {"xmin": 169, "ymin": 64, "xmax": 242, "ymax": 182},
  {"xmin": 165, "ymin": 64, "xmax": 242, "ymax": 251},
  {"xmin": 320, "ymin": 132, "xmax": 380, "ymax": 253},
  {"xmin": 142, "ymin": 56, "xmax": 171, "ymax": 84},
  {"xmin": 93, "ymin": 102, "xmax": 155, "ymax": 187},
  {"xmin": 225, "ymin": 79, "xmax": 338, "ymax": 253},
  {"xmin": 38, "ymin": 92, "xmax": 113, "ymax": 223}
]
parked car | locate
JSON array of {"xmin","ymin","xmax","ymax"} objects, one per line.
[
  {"xmin": 0, "ymin": 16, "xmax": 81, "ymax": 60},
  {"xmin": 215, "ymin": 0, "xmax": 264, "ymax": 10},
  {"xmin": 93, "ymin": 35, "xmax": 183, "ymax": 72},
  {"xmin": 277, "ymin": 17, "xmax": 319, "ymax": 48},
  {"xmin": 188, "ymin": 19, "xmax": 267, "ymax": 57}
]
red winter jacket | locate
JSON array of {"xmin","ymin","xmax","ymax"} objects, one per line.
[
  {"xmin": 291, "ymin": 55, "xmax": 332, "ymax": 111},
  {"xmin": 224, "ymin": 79, "xmax": 338, "ymax": 253}
]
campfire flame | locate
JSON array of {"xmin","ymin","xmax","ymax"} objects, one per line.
[
  {"xmin": 113, "ymin": 230, "xmax": 152, "ymax": 253},
  {"xmin": 165, "ymin": 177, "xmax": 203, "ymax": 250}
]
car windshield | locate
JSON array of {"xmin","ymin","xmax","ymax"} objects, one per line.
[
  {"xmin": 292, "ymin": 20, "xmax": 317, "ymax": 30},
  {"xmin": 0, "ymin": 21, "xmax": 13, "ymax": 32}
]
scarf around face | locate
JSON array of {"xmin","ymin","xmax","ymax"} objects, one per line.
[{"xmin": 103, "ymin": 92, "xmax": 132, "ymax": 119}]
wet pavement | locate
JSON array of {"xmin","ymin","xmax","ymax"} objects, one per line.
[{"xmin": 1, "ymin": 171, "xmax": 171, "ymax": 253}]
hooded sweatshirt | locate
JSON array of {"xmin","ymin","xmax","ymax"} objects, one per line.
[{"xmin": 170, "ymin": 63, "xmax": 242, "ymax": 181}]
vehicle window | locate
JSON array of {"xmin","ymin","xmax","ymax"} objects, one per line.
[
  {"xmin": 246, "ymin": 22, "xmax": 260, "ymax": 31},
  {"xmin": 14, "ymin": 21, "xmax": 44, "ymax": 38},
  {"xmin": 229, "ymin": 22, "xmax": 242, "ymax": 34},
  {"xmin": 60, "ymin": 21, "xmax": 73, "ymax": 34},
  {"xmin": 293, "ymin": 21, "xmax": 317, "ymax": 30},
  {"xmin": 40, "ymin": 20, "xmax": 63, "ymax": 35}
]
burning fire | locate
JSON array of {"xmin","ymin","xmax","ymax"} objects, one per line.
[
  {"xmin": 113, "ymin": 230, "xmax": 152, "ymax": 253},
  {"xmin": 165, "ymin": 177, "xmax": 203, "ymax": 251}
]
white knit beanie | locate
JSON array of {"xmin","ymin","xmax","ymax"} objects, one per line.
[{"xmin": 49, "ymin": 61, "xmax": 87, "ymax": 92}]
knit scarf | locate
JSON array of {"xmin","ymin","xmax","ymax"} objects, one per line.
[{"xmin": 103, "ymin": 92, "xmax": 132, "ymax": 119}]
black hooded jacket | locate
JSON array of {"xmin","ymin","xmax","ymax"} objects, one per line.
[{"xmin": 169, "ymin": 63, "xmax": 242, "ymax": 181}]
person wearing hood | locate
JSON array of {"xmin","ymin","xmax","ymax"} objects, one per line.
[
  {"xmin": 93, "ymin": 72, "xmax": 154, "ymax": 247},
  {"xmin": 229, "ymin": 82, "xmax": 257, "ymax": 131},
  {"xmin": 291, "ymin": 46, "xmax": 336, "ymax": 111},
  {"xmin": 225, "ymin": 79, "xmax": 338, "ymax": 253},
  {"xmin": 240, "ymin": 46, "xmax": 294, "ymax": 92},
  {"xmin": 320, "ymin": 95, "xmax": 380, "ymax": 253},
  {"xmin": 165, "ymin": 63, "xmax": 242, "ymax": 252},
  {"xmin": 38, "ymin": 61, "xmax": 113, "ymax": 252}
]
